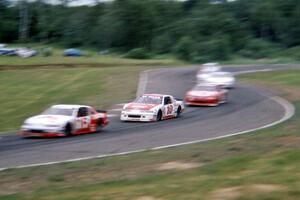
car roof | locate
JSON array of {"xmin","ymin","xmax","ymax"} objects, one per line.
[
  {"xmin": 202, "ymin": 62, "xmax": 219, "ymax": 66},
  {"xmin": 51, "ymin": 104, "xmax": 91, "ymax": 109},
  {"xmin": 211, "ymin": 71, "xmax": 232, "ymax": 75},
  {"xmin": 143, "ymin": 94, "xmax": 168, "ymax": 97},
  {"xmin": 196, "ymin": 83, "xmax": 218, "ymax": 87}
]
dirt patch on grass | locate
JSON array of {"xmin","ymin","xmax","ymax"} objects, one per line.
[
  {"xmin": 249, "ymin": 184, "xmax": 286, "ymax": 192},
  {"xmin": 135, "ymin": 196, "xmax": 162, "ymax": 200},
  {"xmin": 277, "ymin": 135, "xmax": 300, "ymax": 147},
  {"xmin": 157, "ymin": 161, "xmax": 202, "ymax": 171},
  {"xmin": 210, "ymin": 187, "xmax": 241, "ymax": 200},
  {"xmin": 0, "ymin": 178, "xmax": 41, "ymax": 195},
  {"xmin": 210, "ymin": 184, "xmax": 286, "ymax": 200}
]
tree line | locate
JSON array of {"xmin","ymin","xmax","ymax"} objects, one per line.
[{"xmin": 0, "ymin": 0, "xmax": 299, "ymax": 61}]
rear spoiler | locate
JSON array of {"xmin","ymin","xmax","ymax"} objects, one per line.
[{"xmin": 96, "ymin": 109, "xmax": 107, "ymax": 113}]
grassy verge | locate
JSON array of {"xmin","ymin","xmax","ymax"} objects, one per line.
[
  {"xmin": 222, "ymin": 55, "xmax": 299, "ymax": 65},
  {"xmin": 1, "ymin": 43, "xmax": 299, "ymax": 68},
  {"xmin": 0, "ymin": 55, "xmax": 182, "ymax": 69},
  {"xmin": 0, "ymin": 71, "xmax": 300, "ymax": 199}
]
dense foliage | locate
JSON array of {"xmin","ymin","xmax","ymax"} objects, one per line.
[{"xmin": 0, "ymin": 0, "xmax": 299, "ymax": 61}]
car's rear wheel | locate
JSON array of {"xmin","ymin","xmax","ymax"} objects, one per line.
[
  {"xmin": 64, "ymin": 123, "xmax": 73, "ymax": 136},
  {"xmin": 176, "ymin": 106, "xmax": 182, "ymax": 118},
  {"xmin": 96, "ymin": 119, "xmax": 103, "ymax": 132},
  {"xmin": 220, "ymin": 94, "xmax": 228, "ymax": 104},
  {"xmin": 156, "ymin": 110, "xmax": 162, "ymax": 121}
]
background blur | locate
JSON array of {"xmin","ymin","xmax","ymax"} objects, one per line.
[{"xmin": 1, "ymin": 0, "xmax": 299, "ymax": 62}]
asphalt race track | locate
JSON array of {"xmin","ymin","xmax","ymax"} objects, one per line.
[{"xmin": 0, "ymin": 64, "xmax": 299, "ymax": 169}]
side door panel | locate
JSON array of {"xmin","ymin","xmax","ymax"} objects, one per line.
[
  {"xmin": 163, "ymin": 96, "xmax": 175, "ymax": 117},
  {"xmin": 75, "ymin": 107, "xmax": 91, "ymax": 134}
]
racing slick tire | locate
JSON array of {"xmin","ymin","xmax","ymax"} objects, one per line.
[
  {"xmin": 96, "ymin": 119, "xmax": 103, "ymax": 132},
  {"xmin": 64, "ymin": 123, "xmax": 73, "ymax": 136},
  {"xmin": 176, "ymin": 106, "xmax": 182, "ymax": 118},
  {"xmin": 156, "ymin": 110, "xmax": 162, "ymax": 121}
]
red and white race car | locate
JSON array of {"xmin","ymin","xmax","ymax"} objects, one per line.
[
  {"xmin": 185, "ymin": 84, "xmax": 228, "ymax": 106},
  {"xmin": 20, "ymin": 104, "xmax": 108, "ymax": 137},
  {"xmin": 120, "ymin": 94, "xmax": 184, "ymax": 122}
]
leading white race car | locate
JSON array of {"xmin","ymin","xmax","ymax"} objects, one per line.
[
  {"xmin": 197, "ymin": 71, "xmax": 235, "ymax": 89},
  {"xmin": 198, "ymin": 62, "xmax": 222, "ymax": 74},
  {"xmin": 20, "ymin": 104, "xmax": 109, "ymax": 137},
  {"xmin": 121, "ymin": 94, "xmax": 184, "ymax": 122}
]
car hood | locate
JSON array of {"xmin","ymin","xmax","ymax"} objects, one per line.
[
  {"xmin": 125, "ymin": 103, "xmax": 159, "ymax": 111},
  {"xmin": 187, "ymin": 91, "xmax": 218, "ymax": 97},
  {"xmin": 25, "ymin": 115, "xmax": 73, "ymax": 125},
  {"xmin": 206, "ymin": 77, "xmax": 234, "ymax": 83}
]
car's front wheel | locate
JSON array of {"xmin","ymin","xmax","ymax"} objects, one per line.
[
  {"xmin": 64, "ymin": 123, "xmax": 73, "ymax": 136},
  {"xmin": 96, "ymin": 119, "xmax": 103, "ymax": 132},
  {"xmin": 176, "ymin": 106, "xmax": 182, "ymax": 118},
  {"xmin": 156, "ymin": 110, "xmax": 162, "ymax": 121}
]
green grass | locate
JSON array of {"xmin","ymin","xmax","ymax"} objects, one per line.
[
  {"xmin": 0, "ymin": 71, "xmax": 300, "ymax": 199},
  {"xmin": 222, "ymin": 55, "xmax": 299, "ymax": 65},
  {"xmin": 0, "ymin": 54, "xmax": 182, "ymax": 68},
  {"xmin": 0, "ymin": 67, "xmax": 147, "ymax": 132},
  {"xmin": 239, "ymin": 70, "xmax": 300, "ymax": 86},
  {"xmin": 1, "ymin": 43, "xmax": 299, "ymax": 68}
]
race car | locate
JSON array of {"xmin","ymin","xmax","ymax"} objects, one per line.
[
  {"xmin": 185, "ymin": 84, "xmax": 228, "ymax": 106},
  {"xmin": 120, "ymin": 94, "xmax": 184, "ymax": 122},
  {"xmin": 197, "ymin": 62, "xmax": 222, "ymax": 74},
  {"xmin": 197, "ymin": 71, "xmax": 235, "ymax": 89},
  {"xmin": 20, "ymin": 104, "xmax": 109, "ymax": 137}
]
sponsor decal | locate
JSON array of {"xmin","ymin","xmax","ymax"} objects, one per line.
[{"xmin": 127, "ymin": 103, "xmax": 157, "ymax": 111}]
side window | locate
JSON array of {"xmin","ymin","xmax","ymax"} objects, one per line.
[
  {"xmin": 77, "ymin": 107, "xmax": 88, "ymax": 117},
  {"xmin": 164, "ymin": 97, "xmax": 172, "ymax": 105},
  {"xmin": 90, "ymin": 108, "xmax": 96, "ymax": 115}
]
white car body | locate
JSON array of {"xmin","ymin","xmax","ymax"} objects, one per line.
[
  {"xmin": 197, "ymin": 71, "xmax": 235, "ymax": 88},
  {"xmin": 198, "ymin": 62, "xmax": 222, "ymax": 74},
  {"xmin": 16, "ymin": 48, "xmax": 38, "ymax": 58},
  {"xmin": 121, "ymin": 94, "xmax": 184, "ymax": 122},
  {"xmin": 20, "ymin": 104, "xmax": 108, "ymax": 137}
]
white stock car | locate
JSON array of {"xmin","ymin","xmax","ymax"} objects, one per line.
[
  {"xmin": 197, "ymin": 71, "xmax": 235, "ymax": 89},
  {"xmin": 121, "ymin": 94, "xmax": 184, "ymax": 122},
  {"xmin": 198, "ymin": 62, "xmax": 222, "ymax": 74},
  {"xmin": 20, "ymin": 104, "xmax": 108, "ymax": 137}
]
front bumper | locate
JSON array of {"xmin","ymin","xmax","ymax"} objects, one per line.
[
  {"xmin": 120, "ymin": 111, "xmax": 156, "ymax": 122},
  {"xmin": 20, "ymin": 131, "xmax": 65, "ymax": 137},
  {"xmin": 185, "ymin": 96, "xmax": 219, "ymax": 106},
  {"xmin": 20, "ymin": 125, "xmax": 65, "ymax": 137}
]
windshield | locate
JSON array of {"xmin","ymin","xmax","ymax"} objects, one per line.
[
  {"xmin": 213, "ymin": 72, "xmax": 232, "ymax": 78},
  {"xmin": 193, "ymin": 86, "xmax": 217, "ymax": 91},
  {"xmin": 42, "ymin": 107, "xmax": 74, "ymax": 116},
  {"xmin": 135, "ymin": 95, "xmax": 162, "ymax": 104}
]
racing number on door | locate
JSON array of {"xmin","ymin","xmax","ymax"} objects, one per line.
[
  {"xmin": 76, "ymin": 117, "xmax": 90, "ymax": 129},
  {"xmin": 82, "ymin": 117, "xmax": 88, "ymax": 128},
  {"xmin": 166, "ymin": 105, "xmax": 173, "ymax": 115}
]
